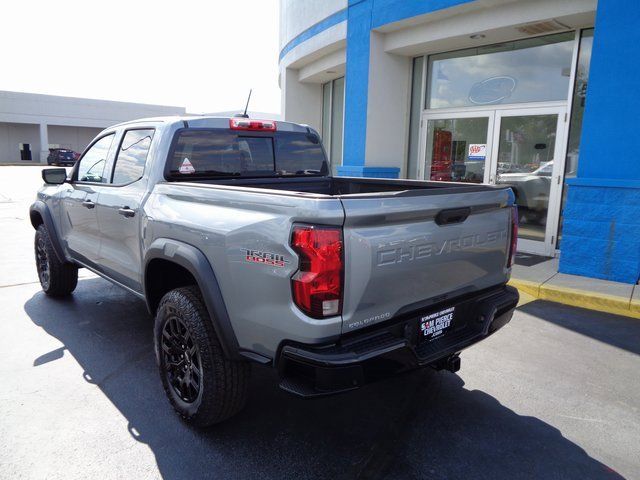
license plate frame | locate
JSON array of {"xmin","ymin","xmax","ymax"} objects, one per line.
[{"xmin": 419, "ymin": 306, "xmax": 456, "ymax": 342}]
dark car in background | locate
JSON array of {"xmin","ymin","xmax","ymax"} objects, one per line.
[{"xmin": 47, "ymin": 148, "xmax": 78, "ymax": 166}]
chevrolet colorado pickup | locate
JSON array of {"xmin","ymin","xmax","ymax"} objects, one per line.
[{"xmin": 30, "ymin": 115, "xmax": 519, "ymax": 426}]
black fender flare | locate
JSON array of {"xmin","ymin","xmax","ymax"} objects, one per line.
[
  {"xmin": 143, "ymin": 238, "xmax": 241, "ymax": 360},
  {"xmin": 29, "ymin": 200, "xmax": 67, "ymax": 263}
]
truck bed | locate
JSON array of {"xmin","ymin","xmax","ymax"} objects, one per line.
[{"xmin": 155, "ymin": 175, "xmax": 515, "ymax": 339}]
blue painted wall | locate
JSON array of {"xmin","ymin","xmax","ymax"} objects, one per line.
[
  {"xmin": 559, "ymin": 1, "xmax": 640, "ymax": 283},
  {"xmin": 569, "ymin": 2, "xmax": 639, "ymax": 183},
  {"xmin": 341, "ymin": 0, "xmax": 371, "ymax": 170},
  {"xmin": 369, "ymin": 0, "xmax": 471, "ymax": 28}
]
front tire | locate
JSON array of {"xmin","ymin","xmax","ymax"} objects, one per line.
[
  {"xmin": 154, "ymin": 286, "xmax": 250, "ymax": 427},
  {"xmin": 34, "ymin": 224, "xmax": 78, "ymax": 296}
]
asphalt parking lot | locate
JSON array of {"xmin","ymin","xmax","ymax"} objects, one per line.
[{"xmin": 0, "ymin": 166, "xmax": 638, "ymax": 480}]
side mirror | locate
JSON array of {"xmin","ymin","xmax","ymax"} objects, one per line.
[{"xmin": 42, "ymin": 168, "xmax": 67, "ymax": 185}]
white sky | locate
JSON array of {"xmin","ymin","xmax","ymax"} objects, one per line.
[{"xmin": 0, "ymin": 0, "xmax": 281, "ymax": 114}]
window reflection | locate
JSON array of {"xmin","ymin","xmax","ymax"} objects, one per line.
[
  {"xmin": 425, "ymin": 117, "xmax": 489, "ymax": 183},
  {"xmin": 321, "ymin": 77, "xmax": 345, "ymax": 176},
  {"xmin": 427, "ymin": 32, "xmax": 575, "ymax": 108},
  {"xmin": 557, "ymin": 29, "xmax": 594, "ymax": 246},
  {"xmin": 330, "ymin": 77, "xmax": 345, "ymax": 174},
  {"xmin": 496, "ymin": 114, "xmax": 558, "ymax": 241},
  {"xmin": 407, "ymin": 56, "xmax": 425, "ymax": 179},
  {"xmin": 112, "ymin": 129, "xmax": 154, "ymax": 184},
  {"xmin": 77, "ymin": 134, "xmax": 114, "ymax": 183}
]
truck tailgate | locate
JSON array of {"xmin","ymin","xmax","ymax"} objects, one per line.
[{"xmin": 339, "ymin": 187, "xmax": 514, "ymax": 333}]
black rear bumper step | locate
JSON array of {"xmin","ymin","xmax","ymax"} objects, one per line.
[{"xmin": 277, "ymin": 285, "xmax": 519, "ymax": 397}]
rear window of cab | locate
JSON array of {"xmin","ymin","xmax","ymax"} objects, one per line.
[{"xmin": 166, "ymin": 129, "xmax": 328, "ymax": 179}]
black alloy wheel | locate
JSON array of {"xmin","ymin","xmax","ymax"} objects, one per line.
[
  {"xmin": 154, "ymin": 286, "xmax": 250, "ymax": 426},
  {"xmin": 35, "ymin": 234, "xmax": 50, "ymax": 290},
  {"xmin": 34, "ymin": 225, "xmax": 78, "ymax": 296},
  {"xmin": 161, "ymin": 312, "xmax": 203, "ymax": 404}
]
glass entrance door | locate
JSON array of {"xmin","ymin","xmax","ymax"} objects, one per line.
[
  {"xmin": 491, "ymin": 107, "xmax": 567, "ymax": 256},
  {"xmin": 420, "ymin": 111, "xmax": 494, "ymax": 183},
  {"xmin": 421, "ymin": 106, "xmax": 567, "ymax": 256}
]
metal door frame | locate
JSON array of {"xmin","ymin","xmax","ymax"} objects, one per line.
[
  {"xmin": 418, "ymin": 109, "xmax": 496, "ymax": 183},
  {"xmin": 489, "ymin": 105, "xmax": 568, "ymax": 256}
]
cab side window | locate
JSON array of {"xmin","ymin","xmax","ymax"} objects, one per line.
[
  {"xmin": 77, "ymin": 134, "xmax": 115, "ymax": 183},
  {"xmin": 112, "ymin": 129, "xmax": 154, "ymax": 184}
]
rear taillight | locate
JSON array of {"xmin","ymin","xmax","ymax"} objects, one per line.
[
  {"xmin": 290, "ymin": 225, "xmax": 343, "ymax": 318},
  {"xmin": 229, "ymin": 118, "xmax": 277, "ymax": 131},
  {"xmin": 507, "ymin": 205, "xmax": 518, "ymax": 268}
]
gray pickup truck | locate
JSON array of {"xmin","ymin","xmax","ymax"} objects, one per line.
[{"xmin": 30, "ymin": 115, "xmax": 519, "ymax": 426}]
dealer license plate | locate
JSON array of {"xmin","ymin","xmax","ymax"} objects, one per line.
[{"xmin": 419, "ymin": 306, "xmax": 455, "ymax": 342}]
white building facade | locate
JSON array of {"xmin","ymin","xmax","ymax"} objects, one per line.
[{"xmin": 0, "ymin": 91, "xmax": 185, "ymax": 164}]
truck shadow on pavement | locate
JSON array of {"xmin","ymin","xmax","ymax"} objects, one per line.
[{"xmin": 24, "ymin": 277, "xmax": 624, "ymax": 480}]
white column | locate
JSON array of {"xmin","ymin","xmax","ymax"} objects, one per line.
[
  {"xmin": 364, "ymin": 31, "xmax": 412, "ymax": 176},
  {"xmin": 39, "ymin": 123, "xmax": 49, "ymax": 164},
  {"xmin": 281, "ymin": 67, "xmax": 323, "ymax": 131}
]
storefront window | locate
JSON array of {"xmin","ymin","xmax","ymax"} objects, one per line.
[
  {"xmin": 321, "ymin": 77, "xmax": 345, "ymax": 175},
  {"xmin": 425, "ymin": 117, "xmax": 489, "ymax": 183},
  {"xmin": 322, "ymin": 82, "xmax": 331, "ymax": 151},
  {"xmin": 407, "ymin": 56, "xmax": 424, "ymax": 179},
  {"xmin": 427, "ymin": 32, "xmax": 575, "ymax": 109},
  {"xmin": 330, "ymin": 77, "xmax": 345, "ymax": 173},
  {"xmin": 557, "ymin": 29, "xmax": 594, "ymax": 246}
]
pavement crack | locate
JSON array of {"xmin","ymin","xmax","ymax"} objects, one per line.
[{"xmin": 558, "ymin": 414, "xmax": 607, "ymax": 424}]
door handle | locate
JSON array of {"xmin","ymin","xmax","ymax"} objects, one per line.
[
  {"xmin": 118, "ymin": 207, "xmax": 136, "ymax": 218},
  {"xmin": 82, "ymin": 200, "xmax": 95, "ymax": 209}
]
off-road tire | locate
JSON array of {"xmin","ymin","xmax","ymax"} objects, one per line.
[
  {"xmin": 154, "ymin": 286, "xmax": 250, "ymax": 427},
  {"xmin": 34, "ymin": 224, "xmax": 78, "ymax": 296}
]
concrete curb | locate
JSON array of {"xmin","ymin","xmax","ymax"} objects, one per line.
[{"xmin": 508, "ymin": 278, "xmax": 640, "ymax": 319}]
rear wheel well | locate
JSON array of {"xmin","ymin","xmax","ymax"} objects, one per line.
[{"xmin": 146, "ymin": 259, "xmax": 199, "ymax": 314}]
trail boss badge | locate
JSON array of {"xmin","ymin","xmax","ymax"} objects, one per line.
[{"xmin": 244, "ymin": 249, "xmax": 288, "ymax": 268}]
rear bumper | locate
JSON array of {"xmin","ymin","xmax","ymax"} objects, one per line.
[{"xmin": 277, "ymin": 285, "xmax": 519, "ymax": 397}]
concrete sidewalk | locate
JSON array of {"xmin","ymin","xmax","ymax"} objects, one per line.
[{"xmin": 509, "ymin": 253, "xmax": 639, "ymax": 319}]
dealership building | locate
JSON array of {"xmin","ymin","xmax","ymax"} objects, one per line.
[
  {"xmin": 0, "ymin": 90, "xmax": 185, "ymax": 165},
  {"xmin": 279, "ymin": 0, "xmax": 639, "ymax": 284}
]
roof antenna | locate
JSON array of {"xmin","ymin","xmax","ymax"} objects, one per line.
[{"xmin": 234, "ymin": 89, "xmax": 252, "ymax": 118}]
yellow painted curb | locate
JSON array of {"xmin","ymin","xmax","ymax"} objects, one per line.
[
  {"xmin": 508, "ymin": 278, "xmax": 640, "ymax": 319},
  {"xmin": 507, "ymin": 278, "xmax": 541, "ymax": 298}
]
